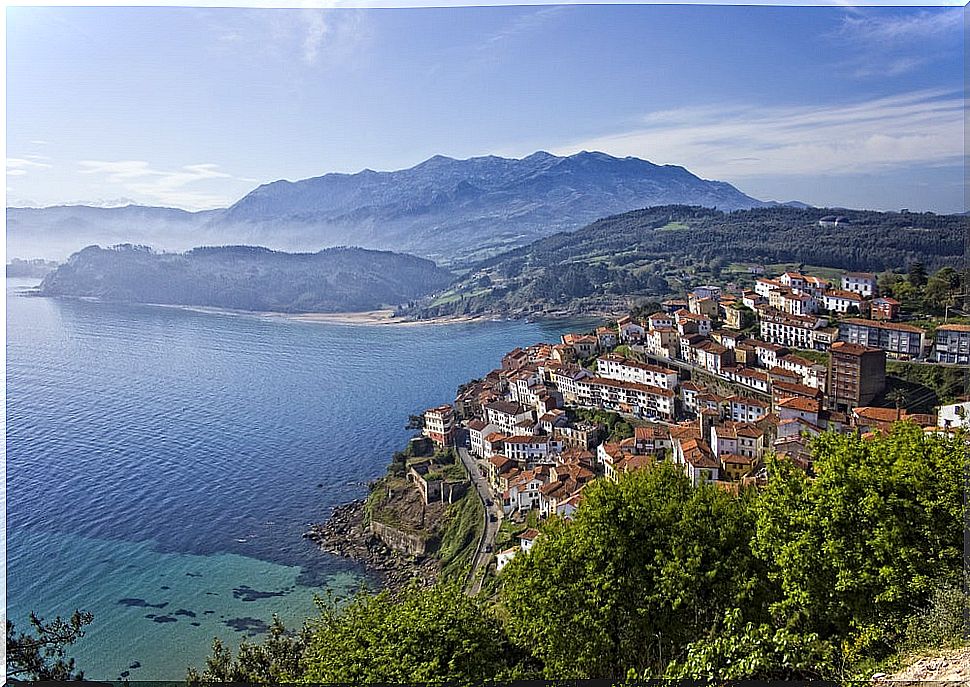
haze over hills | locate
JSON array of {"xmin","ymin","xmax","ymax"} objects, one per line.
[
  {"xmin": 39, "ymin": 244, "xmax": 454, "ymax": 313},
  {"xmin": 8, "ymin": 151, "xmax": 769, "ymax": 264}
]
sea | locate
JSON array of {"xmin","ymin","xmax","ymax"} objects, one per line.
[{"xmin": 5, "ymin": 278, "xmax": 590, "ymax": 680}]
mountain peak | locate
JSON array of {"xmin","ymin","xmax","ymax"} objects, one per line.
[{"xmin": 11, "ymin": 151, "xmax": 767, "ymax": 264}]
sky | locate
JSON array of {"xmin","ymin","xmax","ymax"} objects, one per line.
[{"xmin": 5, "ymin": 2, "xmax": 966, "ymax": 212}]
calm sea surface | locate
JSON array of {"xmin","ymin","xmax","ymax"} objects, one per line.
[{"xmin": 5, "ymin": 278, "xmax": 589, "ymax": 680}]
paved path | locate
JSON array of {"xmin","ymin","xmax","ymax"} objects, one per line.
[{"xmin": 457, "ymin": 445, "xmax": 501, "ymax": 595}]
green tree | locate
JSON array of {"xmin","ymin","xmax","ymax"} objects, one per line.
[
  {"xmin": 923, "ymin": 272, "xmax": 956, "ymax": 313},
  {"xmin": 752, "ymin": 424, "xmax": 965, "ymax": 664},
  {"xmin": 878, "ymin": 271, "xmax": 902, "ymax": 298},
  {"xmin": 663, "ymin": 608, "xmax": 836, "ymax": 680},
  {"xmin": 7, "ymin": 610, "xmax": 93, "ymax": 681},
  {"xmin": 187, "ymin": 615, "xmax": 310, "ymax": 684},
  {"xmin": 908, "ymin": 261, "xmax": 928, "ymax": 287},
  {"xmin": 501, "ymin": 465, "xmax": 767, "ymax": 679},
  {"xmin": 301, "ymin": 584, "xmax": 531, "ymax": 683},
  {"xmin": 933, "ymin": 266, "xmax": 961, "ymax": 289}
]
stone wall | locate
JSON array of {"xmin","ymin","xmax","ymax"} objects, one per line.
[{"xmin": 370, "ymin": 519, "xmax": 434, "ymax": 557}]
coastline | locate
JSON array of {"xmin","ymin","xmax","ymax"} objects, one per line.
[
  {"xmin": 287, "ymin": 309, "xmax": 495, "ymax": 327},
  {"xmin": 20, "ymin": 290, "xmax": 521, "ymax": 327},
  {"xmin": 304, "ymin": 499, "xmax": 439, "ymax": 598}
]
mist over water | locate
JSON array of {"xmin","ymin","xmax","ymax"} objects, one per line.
[{"xmin": 6, "ymin": 278, "xmax": 589, "ymax": 679}]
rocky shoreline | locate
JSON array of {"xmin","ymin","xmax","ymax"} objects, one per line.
[{"xmin": 303, "ymin": 499, "xmax": 439, "ymax": 597}]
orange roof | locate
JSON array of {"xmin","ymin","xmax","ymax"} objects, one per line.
[
  {"xmin": 782, "ymin": 354, "xmax": 819, "ymax": 368},
  {"xmin": 831, "ymin": 341, "xmax": 880, "ymax": 356},
  {"xmin": 618, "ymin": 454, "xmax": 653, "ymax": 472},
  {"xmin": 778, "ymin": 397, "xmax": 821, "ymax": 413},
  {"xmin": 635, "ymin": 426, "xmax": 668, "ymax": 440},
  {"xmin": 842, "ymin": 318, "xmax": 923, "ymax": 334},
  {"xmin": 720, "ymin": 453, "xmax": 755, "ymax": 465},
  {"xmin": 488, "ymin": 454, "xmax": 514, "ymax": 469},
  {"xmin": 825, "ymin": 289, "xmax": 864, "ymax": 301}
]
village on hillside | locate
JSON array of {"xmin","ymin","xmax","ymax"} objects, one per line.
[{"xmin": 420, "ymin": 268, "xmax": 969, "ymax": 573}]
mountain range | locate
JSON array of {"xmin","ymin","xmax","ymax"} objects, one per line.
[{"xmin": 8, "ymin": 151, "xmax": 774, "ymax": 265}]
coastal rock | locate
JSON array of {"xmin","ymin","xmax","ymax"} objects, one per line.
[{"xmin": 305, "ymin": 500, "xmax": 440, "ymax": 597}]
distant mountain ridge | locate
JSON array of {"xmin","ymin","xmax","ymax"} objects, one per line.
[
  {"xmin": 39, "ymin": 244, "xmax": 454, "ymax": 313},
  {"xmin": 8, "ymin": 151, "xmax": 768, "ymax": 264},
  {"xmin": 217, "ymin": 151, "xmax": 765, "ymax": 263},
  {"xmin": 411, "ymin": 204, "xmax": 963, "ymax": 319}
]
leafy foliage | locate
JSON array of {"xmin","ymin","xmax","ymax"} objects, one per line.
[
  {"xmin": 187, "ymin": 424, "xmax": 965, "ymax": 683},
  {"xmin": 663, "ymin": 608, "xmax": 836, "ymax": 680},
  {"xmin": 879, "ymin": 266, "xmax": 968, "ymax": 315},
  {"xmin": 301, "ymin": 585, "xmax": 532, "ymax": 683},
  {"xmin": 6, "ymin": 610, "xmax": 94, "ymax": 681},
  {"xmin": 500, "ymin": 464, "xmax": 766, "ymax": 678},
  {"xmin": 187, "ymin": 615, "xmax": 310, "ymax": 684},
  {"xmin": 570, "ymin": 407, "xmax": 633, "ymax": 441},
  {"xmin": 753, "ymin": 424, "xmax": 965, "ymax": 662}
]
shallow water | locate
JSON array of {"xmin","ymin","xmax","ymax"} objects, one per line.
[{"xmin": 6, "ymin": 278, "xmax": 588, "ymax": 679}]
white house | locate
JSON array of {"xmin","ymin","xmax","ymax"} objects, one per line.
[
  {"xmin": 596, "ymin": 354, "xmax": 679, "ymax": 390},
  {"xmin": 502, "ymin": 435, "xmax": 551, "ymax": 464},
  {"xmin": 485, "ymin": 400, "xmax": 536, "ymax": 436},
  {"xmin": 729, "ymin": 396, "xmax": 770, "ymax": 423},
  {"xmin": 938, "ymin": 401, "xmax": 970, "ymax": 429},
  {"xmin": 823, "ymin": 289, "xmax": 866, "ymax": 314},
  {"xmin": 496, "ymin": 547, "xmax": 518, "ymax": 572},
  {"xmin": 841, "ymin": 272, "xmax": 877, "ymax": 298},
  {"xmin": 468, "ymin": 419, "xmax": 502, "ymax": 457},
  {"xmin": 617, "ymin": 316, "xmax": 646, "ymax": 341}
]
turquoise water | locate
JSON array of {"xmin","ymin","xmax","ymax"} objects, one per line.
[{"xmin": 6, "ymin": 278, "xmax": 587, "ymax": 679}]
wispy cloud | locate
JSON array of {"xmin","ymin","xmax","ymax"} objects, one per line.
[
  {"xmin": 832, "ymin": 8, "xmax": 962, "ymax": 78},
  {"xmin": 207, "ymin": 7, "xmax": 370, "ymax": 69},
  {"xmin": 302, "ymin": 10, "xmax": 330, "ymax": 64},
  {"xmin": 482, "ymin": 5, "xmax": 567, "ymax": 47},
  {"xmin": 551, "ymin": 90, "xmax": 963, "ymax": 179},
  {"xmin": 837, "ymin": 9, "xmax": 962, "ymax": 43},
  {"xmin": 7, "ymin": 157, "xmax": 53, "ymax": 177},
  {"xmin": 468, "ymin": 5, "xmax": 569, "ymax": 67},
  {"xmin": 78, "ymin": 160, "xmax": 240, "ymax": 209}
]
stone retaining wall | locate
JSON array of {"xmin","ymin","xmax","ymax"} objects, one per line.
[{"xmin": 370, "ymin": 519, "xmax": 434, "ymax": 557}]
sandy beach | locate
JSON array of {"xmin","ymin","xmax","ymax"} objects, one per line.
[
  {"xmin": 128, "ymin": 301, "xmax": 501, "ymax": 326},
  {"xmin": 287, "ymin": 309, "xmax": 494, "ymax": 326}
]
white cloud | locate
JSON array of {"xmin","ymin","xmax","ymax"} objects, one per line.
[
  {"xmin": 482, "ymin": 5, "xmax": 567, "ymax": 47},
  {"xmin": 207, "ymin": 7, "xmax": 369, "ymax": 69},
  {"xmin": 7, "ymin": 157, "xmax": 53, "ymax": 177},
  {"xmin": 77, "ymin": 160, "xmax": 240, "ymax": 209},
  {"xmin": 302, "ymin": 10, "xmax": 330, "ymax": 64},
  {"xmin": 837, "ymin": 8, "xmax": 962, "ymax": 44},
  {"xmin": 551, "ymin": 90, "xmax": 963, "ymax": 179},
  {"xmin": 833, "ymin": 8, "xmax": 962, "ymax": 78}
]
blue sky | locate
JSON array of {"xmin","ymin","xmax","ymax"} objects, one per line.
[{"xmin": 6, "ymin": 3, "xmax": 965, "ymax": 212}]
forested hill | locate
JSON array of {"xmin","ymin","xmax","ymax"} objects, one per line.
[
  {"xmin": 413, "ymin": 205, "xmax": 965, "ymax": 318},
  {"xmin": 39, "ymin": 244, "xmax": 454, "ymax": 313}
]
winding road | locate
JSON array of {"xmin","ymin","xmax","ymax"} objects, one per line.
[{"xmin": 457, "ymin": 443, "xmax": 502, "ymax": 595}]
